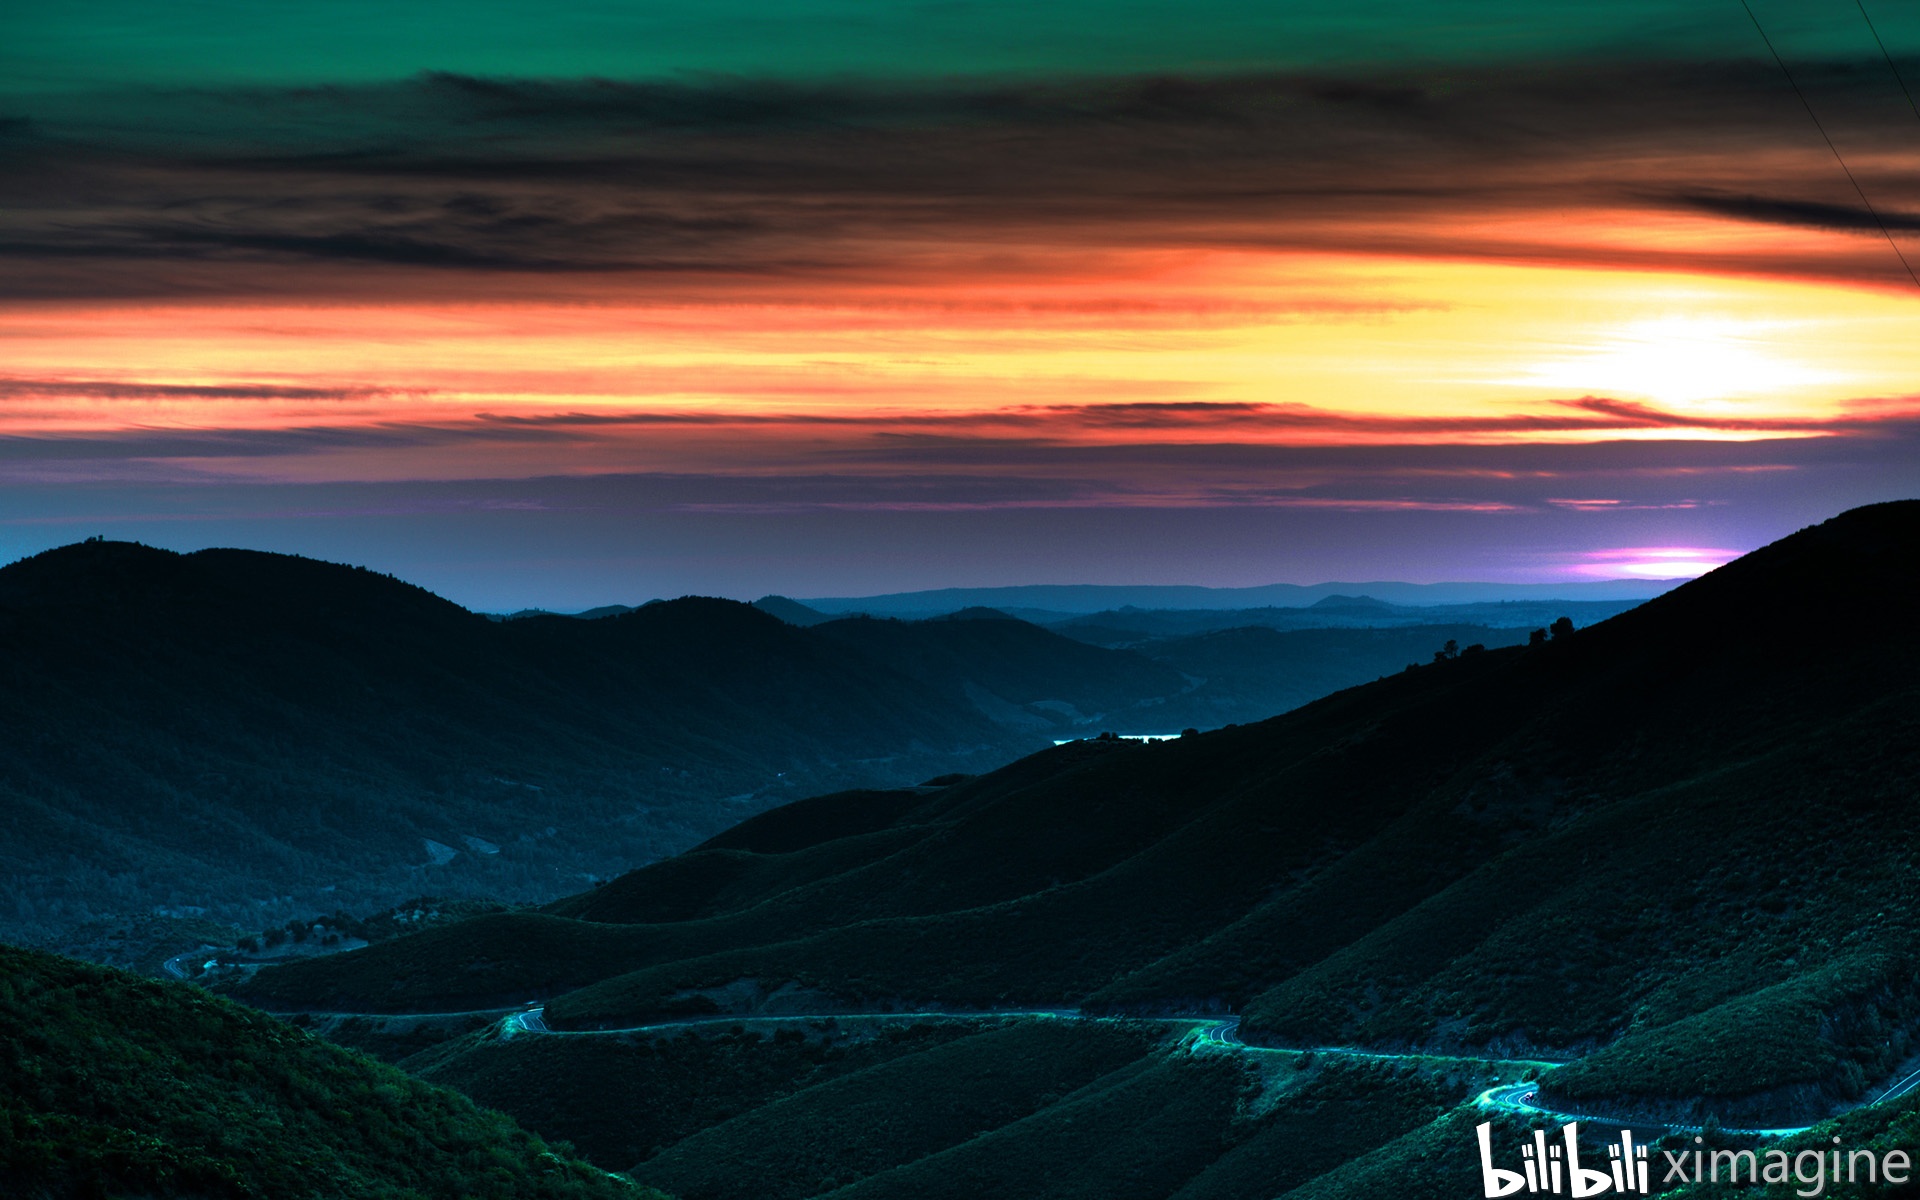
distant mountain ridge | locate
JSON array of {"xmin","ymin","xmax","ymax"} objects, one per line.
[
  {"xmin": 1049, "ymin": 597, "xmax": 1642, "ymax": 644},
  {"xmin": 800, "ymin": 577, "xmax": 1677, "ymax": 617}
]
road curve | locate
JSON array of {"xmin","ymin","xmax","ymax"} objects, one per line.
[
  {"xmin": 1473, "ymin": 1081, "xmax": 1819, "ymax": 1138},
  {"xmin": 161, "ymin": 951, "xmax": 202, "ymax": 980}
]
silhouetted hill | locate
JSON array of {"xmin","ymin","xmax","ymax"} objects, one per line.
[
  {"xmin": 3, "ymin": 541, "xmax": 1282, "ymax": 957},
  {"xmin": 0, "ymin": 542, "xmax": 1046, "ymax": 950},
  {"xmin": 1306, "ymin": 593, "xmax": 1392, "ymax": 611},
  {"xmin": 238, "ymin": 501, "xmax": 1920, "ymax": 1149},
  {"xmin": 11, "ymin": 541, "xmax": 1512, "ymax": 956},
  {"xmin": 0, "ymin": 943, "xmax": 652, "ymax": 1199},
  {"xmin": 935, "ymin": 606, "xmax": 1019, "ymax": 620},
  {"xmin": 753, "ymin": 595, "xmax": 833, "ymax": 626},
  {"xmin": 492, "ymin": 603, "xmax": 640, "ymax": 621}
]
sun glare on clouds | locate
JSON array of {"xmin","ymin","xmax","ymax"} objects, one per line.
[{"xmin": 1515, "ymin": 315, "xmax": 1841, "ymax": 411}]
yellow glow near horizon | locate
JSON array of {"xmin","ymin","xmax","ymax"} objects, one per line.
[{"xmin": 1, "ymin": 250, "xmax": 1914, "ymax": 472}]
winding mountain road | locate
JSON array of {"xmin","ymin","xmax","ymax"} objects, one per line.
[{"xmin": 486, "ymin": 1005, "xmax": 1916, "ymax": 1139}]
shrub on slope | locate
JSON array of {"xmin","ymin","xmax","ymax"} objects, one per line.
[
  {"xmin": 820, "ymin": 1051, "xmax": 1249, "ymax": 1200},
  {"xmin": 630, "ymin": 1019, "xmax": 1165, "ymax": 1199},
  {"xmin": 1170, "ymin": 1058, "xmax": 1468, "ymax": 1200}
]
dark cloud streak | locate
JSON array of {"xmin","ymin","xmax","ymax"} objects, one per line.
[
  {"xmin": 8, "ymin": 60, "xmax": 1920, "ymax": 298},
  {"xmin": 1671, "ymin": 190, "xmax": 1920, "ymax": 233}
]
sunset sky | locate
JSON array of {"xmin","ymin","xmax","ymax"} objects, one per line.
[{"xmin": 3, "ymin": 1, "xmax": 1918, "ymax": 608}]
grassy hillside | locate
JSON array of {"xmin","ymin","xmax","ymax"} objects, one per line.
[
  {"xmin": 818, "ymin": 1051, "xmax": 1246, "ymax": 1200},
  {"xmin": 625, "ymin": 1019, "xmax": 1164, "ymax": 1197},
  {"xmin": 1169, "ymin": 1057, "xmax": 1467, "ymax": 1200},
  {"xmin": 0, "ymin": 944, "xmax": 652, "ymax": 1200},
  {"xmin": 236, "ymin": 501, "xmax": 1920, "ymax": 1134},
  {"xmin": 1274, "ymin": 1105, "xmax": 1518, "ymax": 1200}
]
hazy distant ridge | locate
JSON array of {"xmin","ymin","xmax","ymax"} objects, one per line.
[{"xmin": 801, "ymin": 577, "xmax": 1676, "ymax": 616}]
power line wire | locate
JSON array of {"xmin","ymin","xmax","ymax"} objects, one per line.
[
  {"xmin": 1853, "ymin": 0, "xmax": 1920, "ymax": 128},
  {"xmin": 1736, "ymin": 0, "xmax": 1920, "ymax": 289}
]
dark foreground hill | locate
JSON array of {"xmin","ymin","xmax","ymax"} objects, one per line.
[
  {"xmin": 0, "ymin": 943, "xmax": 655, "ymax": 1200},
  {"xmin": 234, "ymin": 501, "xmax": 1920, "ymax": 1159},
  {"xmin": 0, "ymin": 541, "xmax": 1202, "ymax": 953}
]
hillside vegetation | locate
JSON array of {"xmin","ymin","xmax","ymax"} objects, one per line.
[
  {"xmin": 0, "ymin": 944, "xmax": 653, "ymax": 1200},
  {"xmin": 237, "ymin": 502, "xmax": 1920, "ymax": 1137}
]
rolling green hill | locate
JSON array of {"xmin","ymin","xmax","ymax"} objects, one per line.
[
  {"xmin": 0, "ymin": 943, "xmax": 654, "ymax": 1200},
  {"xmin": 236, "ymin": 501, "xmax": 1920, "ymax": 1142}
]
